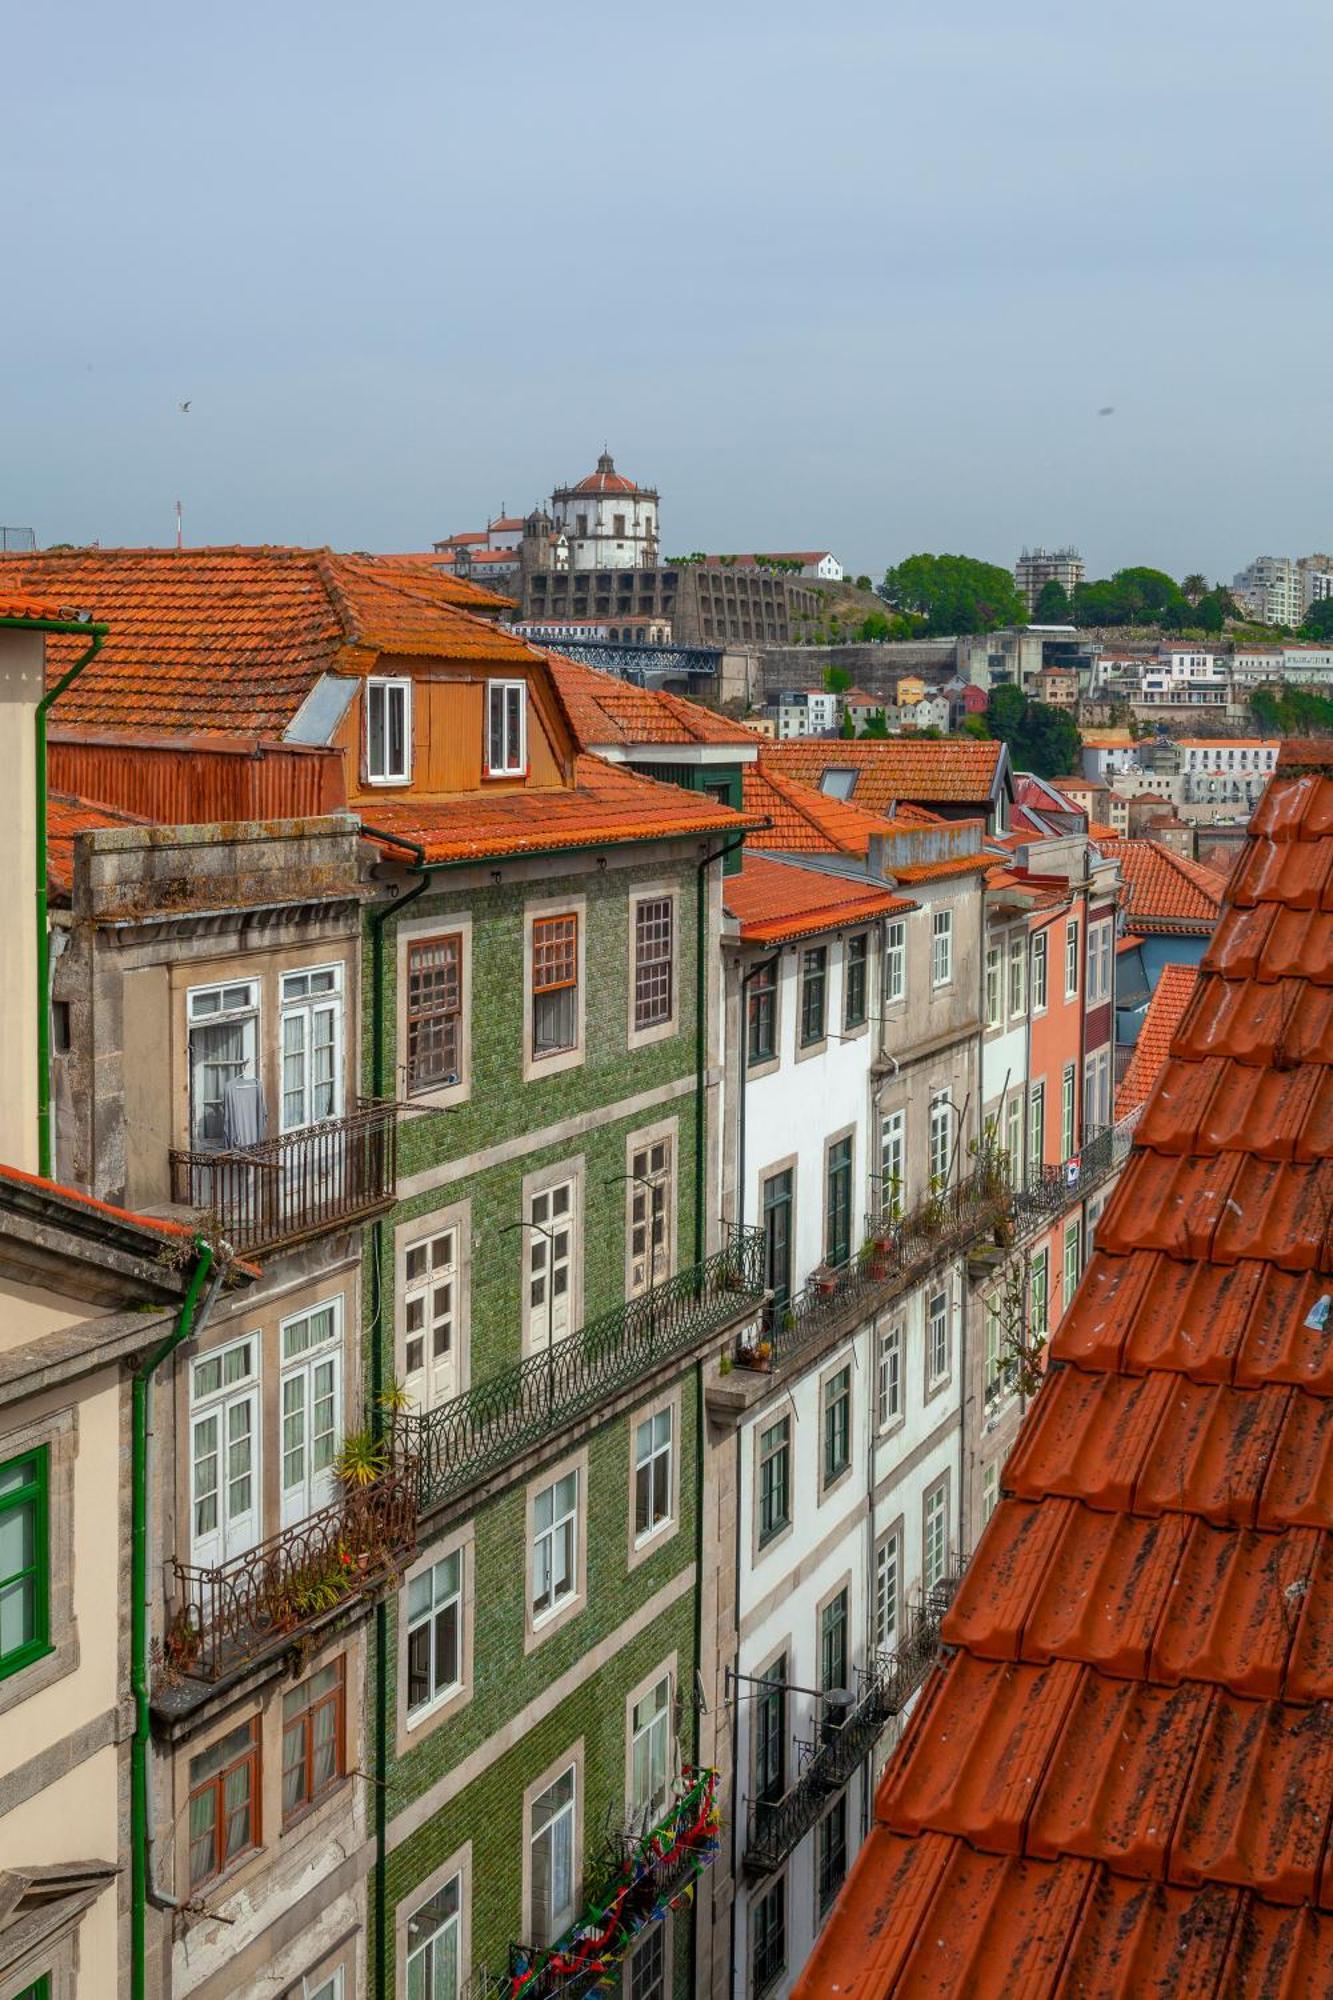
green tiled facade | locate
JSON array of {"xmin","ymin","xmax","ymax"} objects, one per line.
[{"xmin": 362, "ymin": 839, "xmax": 719, "ymax": 1995}]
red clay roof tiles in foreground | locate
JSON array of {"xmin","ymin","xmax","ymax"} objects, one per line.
[
  {"xmin": 759, "ymin": 736, "xmax": 1004, "ymax": 810},
  {"xmin": 1115, "ymin": 963, "xmax": 1201, "ymax": 1117},
  {"xmin": 1101, "ymin": 835, "xmax": 1228, "ymax": 935},
  {"xmin": 796, "ymin": 743, "xmax": 1333, "ymax": 1998}
]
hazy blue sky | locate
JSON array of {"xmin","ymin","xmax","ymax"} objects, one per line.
[{"xmin": 5, "ymin": 0, "xmax": 1330, "ymax": 581}]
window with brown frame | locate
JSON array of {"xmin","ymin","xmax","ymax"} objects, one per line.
[
  {"xmin": 406, "ymin": 934, "xmax": 462, "ymax": 1093},
  {"xmin": 281, "ymin": 1658, "xmax": 345, "ymax": 1824},
  {"xmin": 532, "ymin": 914, "xmax": 579, "ymax": 1057},
  {"xmin": 188, "ymin": 1716, "xmax": 260, "ymax": 1888}
]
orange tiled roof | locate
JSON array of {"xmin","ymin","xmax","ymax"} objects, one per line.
[
  {"xmin": 742, "ymin": 764, "xmax": 898, "ymax": 856},
  {"xmin": 46, "ymin": 790, "xmax": 149, "ymax": 896},
  {"xmin": 0, "ymin": 587, "xmax": 79, "ymax": 622},
  {"xmin": 798, "ymin": 741, "xmax": 1333, "ymax": 1999},
  {"xmin": 1, "ymin": 547, "xmax": 538, "ymax": 738},
  {"xmin": 1106, "ymin": 837, "xmax": 1228, "ymax": 935},
  {"xmin": 761, "ymin": 737, "xmax": 1004, "ymax": 810},
  {"xmin": 723, "ymin": 855, "xmax": 913, "ymax": 945},
  {"xmin": 361, "ymin": 754, "xmax": 760, "ymax": 865},
  {"xmin": 545, "ymin": 654, "xmax": 756, "ymax": 750},
  {"xmin": 1115, "ymin": 963, "xmax": 1201, "ymax": 1118},
  {"xmin": 890, "ymin": 846, "xmax": 992, "ymax": 886}
]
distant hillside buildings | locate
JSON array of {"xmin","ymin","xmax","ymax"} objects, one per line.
[
  {"xmin": 1231, "ymin": 552, "xmax": 1333, "ymax": 624},
  {"xmin": 1013, "ymin": 545, "xmax": 1085, "ymax": 613},
  {"xmin": 432, "ymin": 450, "xmax": 845, "ymax": 646}
]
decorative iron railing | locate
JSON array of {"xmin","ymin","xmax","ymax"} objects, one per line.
[
  {"xmin": 494, "ymin": 1768, "xmax": 721, "ymax": 1999},
  {"xmin": 1011, "ymin": 1104, "xmax": 1140, "ymax": 1235},
  {"xmin": 400, "ymin": 1231, "xmax": 766, "ymax": 1514},
  {"xmin": 746, "ymin": 1167, "xmax": 1010, "ymax": 1374},
  {"xmin": 169, "ymin": 1098, "xmax": 397, "ymax": 1253},
  {"xmin": 742, "ymin": 1554, "xmax": 967, "ymax": 1878},
  {"xmin": 165, "ymin": 1468, "xmax": 416, "ymax": 1681}
]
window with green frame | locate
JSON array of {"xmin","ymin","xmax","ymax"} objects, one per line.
[
  {"xmin": 0, "ymin": 1447, "xmax": 49, "ymax": 1681},
  {"xmin": 14, "ymin": 1975, "xmax": 51, "ymax": 2000}
]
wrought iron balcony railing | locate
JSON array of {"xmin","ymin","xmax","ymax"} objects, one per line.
[
  {"xmin": 742, "ymin": 1554, "xmax": 967, "ymax": 1879},
  {"xmin": 498, "ymin": 1769, "xmax": 721, "ymax": 2000},
  {"xmin": 745, "ymin": 1166, "xmax": 1010, "ymax": 1374},
  {"xmin": 169, "ymin": 1098, "xmax": 398, "ymax": 1253},
  {"xmin": 1011, "ymin": 1104, "xmax": 1141, "ymax": 1235},
  {"xmin": 164, "ymin": 1467, "xmax": 416, "ymax": 1682},
  {"xmin": 400, "ymin": 1230, "xmax": 766, "ymax": 1515}
]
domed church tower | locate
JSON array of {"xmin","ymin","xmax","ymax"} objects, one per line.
[{"xmin": 549, "ymin": 451, "xmax": 660, "ymax": 571}]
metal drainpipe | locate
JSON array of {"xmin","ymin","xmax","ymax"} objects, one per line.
[
  {"xmin": 365, "ymin": 826, "xmax": 428, "ymax": 2000},
  {"xmin": 0, "ymin": 611, "xmax": 109, "ymax": 1177},
  {"xmin": 131, "ymin": 1239, "xmax": 223, "ymax": 2000}
]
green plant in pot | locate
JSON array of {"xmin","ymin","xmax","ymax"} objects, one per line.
[{"xmin": 335, "ymin": 1427, "xmax": 388, "ymax": 1490}]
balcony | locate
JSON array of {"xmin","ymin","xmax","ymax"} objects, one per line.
[
  {"xmin": 164, "ymin": 1467, "xmax": 416, "ymax": 1682},
  {"xmin": 169, "ymin": 1098, "xmax": 398, "ymax": 1253},
  {"xmin": 1010, "ymin": 1104, "xmax": 1141, "ymax": 1235},
  {"xmin": 399, "ymin": 1230, "xmax": 766, "ymax": 1515},
  {"xmin": 742, "ymin": 1555, "xmax": 967, "ymax": 1879},
  {"xmin": 464, "ymin": 1769, "xmax": 720, "ymax": 1999},
  {"xmin": 745, "ymin": 1166, "xmax": 1010, "ymax": 1375}
]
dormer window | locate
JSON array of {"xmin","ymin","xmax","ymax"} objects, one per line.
[
  {"xmin": 367, "ymin": 678, "xmax": 411, "ymax": 784},
  {"xmin": 487, "ymin": 680, "xmax": 527, "ymax": 777}
]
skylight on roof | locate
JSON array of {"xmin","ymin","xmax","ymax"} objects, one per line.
[{"xmin": 819, "ymin": 769, "xmax": 857, "ymax": 801}]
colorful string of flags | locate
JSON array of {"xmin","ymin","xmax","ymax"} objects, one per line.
[{"xmin": 508, "ymin": 1766, "xmax": 721, "ymax": 1997}]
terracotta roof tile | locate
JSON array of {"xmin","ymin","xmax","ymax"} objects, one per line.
[
  {"xmin": 798, "ymin": 744, "xmax": 1333, "ymax": 1997},
  {"xmin": 1116, "ymin": 964, "xmax": 1202, "ymax": 1116},
  {"xmin": 544, "ymin": 653, "xmax": 756, "ymax": 750},
  {"xmin": 0, "ymin": 588, "xmax": 79, "ymax": 621},
  {"xmin": 723, "ymin": 855, "xmax": 914, "ymax": 945},
  {"xmin": 742, "ymin": 764, "xmax": 900, "ymax": 856},
  {"xmin": 760, "ymin": 737, "xmax": 1005, "ymax": 810},
  {"xmin": 46, "ymin": 789, "xmax": 150, "ymax": 896},
  {"xmin": 0, "ymin": 547, "xmax": 538, "ymax": 738},
  {"xmin": 1103, "ymin": 837, "xmax": 1228, "ymax": 935},
  {"xmin": 362, "ymin": 754, "xmax": 758, "ymax": 866}
]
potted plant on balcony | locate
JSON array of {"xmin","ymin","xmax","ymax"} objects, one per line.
[
  {"xmin": 335, "ymin": 1427, "xmax": 388, "ymax": 1490},
  {"xmin": 736, "ymin": 1334, "xmax": 772, "ymax": 1369},
  {"xmin": 163, "ymin": 1609, "xmax": 202, "ymax": 1676},
  {"xmin": 812, "ymin": 1264, "xmax": 838, "ymax": 1298}
]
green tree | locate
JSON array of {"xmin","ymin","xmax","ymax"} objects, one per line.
[
  {"xmin": 1182, "ymin": 573, "xmax": 1208, "ymax": 602},
  {"xmin": 879, "ymin": 553, "xmax": 1028, "ymax": 636},
  {"xmin": 854, "ymin": 575, "xmax": 872, "ymax": 592},
  {"xmin": 824, "ymin": 664, "xmax": 852, "ymax": 693},
  {"xmin": 1032, "ymin": 578, "xmax": 1071, "ymax": 622},
  {"xmin": 859, "ymin": 712, "xmax": 890, "ymax": 739},
  {"xmin": 1302, "ymin": 599, "xmax": 1333, "ymax": 640},
  {"xmin": 855, "ymin": 611, "xmax": 891, "ymax": 642},
  {"xmin": 1191, "ymin": 593, "xmax": 1226, "ymax": 634},
  {"xmin": 1071, "ymin": 566, "xmax": 1191, "ymax": 630},
  {"xmin": 959, "ymin": 714, "xmax": 991, "ymax": 740},
  {"xmin": 985, "ymin": 686, "xmax": 1082, "ymax": 779}
]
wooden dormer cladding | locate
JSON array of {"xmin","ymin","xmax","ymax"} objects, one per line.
[{"xmin": 337, "ymin": 653, "xmax": 577, "ymax": 805}]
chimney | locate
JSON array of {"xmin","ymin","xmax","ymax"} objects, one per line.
[{"xmin": 0, "ymin": 624, "xmax": 42, "ymax": 1172}]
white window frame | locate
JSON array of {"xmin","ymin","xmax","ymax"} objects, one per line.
[
  {"xmin": 402, "ymin": 1221, "xmax": 461, "ymax": 1412},
  {"xmin": 186, "ymin": 977, "xmax": 260, "ymax": 1150},
  {"xmin": 526, "ymin": 1450, "xmax": 588, "ymax": 1650},
  {"xmin": 1061, "ymin": 1064, "xmax": 1077, "ymax": 1161},
  {"xmin": 874, "ymin": 1528, "xmax": 900, "ymax": 1651},
  {"xmin": 279, "ymin": 1297, "xmax": 343, "ymax": 1529},
  {"xmin": 523, "ymin": 1165, "xmax": 581, "ymax": 1357},
  {"xmin": 1007, "ymin": 936, "xmax": 1025, "ymax": 1019},
  {"xmin": 876, "ymin": 1322, "xmax": 902, "ymax": 1431},
  {"xmin": 931, "ymin": 909, "xmax": 953, "ymax": 989},
  {"xmin": 189, "ymin": 1333, "xmax": 261, "ymax": 1568},
  {"xmin": 628, "ymin": 1669, "xmax": 674, "ymax": 1829},
  {"xmin": 879, "ymin": 1108, "xmax": 906, "ymax": 1217},
  {"xmin": 982, "ymin": 1462, "xmax": 999, "ymax": 1524},
  {"xmin": 884, "ymin": 920, "xmax": 906, "ymax": 1004},
  {"xmin": 923, "ymin": 1478, "xmax": 949, "ymax": 1591},
  {"xmin": 1064, "ymin": 918, "xmax": 1080, "ymax": 999},
  {"xmin": 985, "ymin": 947, "xmax": 1001, "ymax": 1029},
  {"xmin": 926, "ymin": 1289, "xmax": 950, "ymax": 1391},
  {"xmin": 486, "ymin": 679, "xmax": 527, "ymax": 777},
  {"xmin": 984, "ymin": 1292, "xmax": 1003, "ymax": 1400},
  {"xmin": 928, "ymin": 1091, "xmax": 953, "ymax": 1192},
  {"xmin": 405, "ymin": 1547, "xmax": 465, "ymax": 1725},
  {"xmin": 1028, "ymin": 1081, "xmax": 1045, "ymax": 1177},
  {"xmin": 279, "ymin": 963, "xmax": 344, "ymax": 1134},
  {"xmin": 401, "ymin": 1853, "xmax": 468, "ymax": 2000},
  {"xmin": 632, "ymin": 1402, "xmax": 674, "ymax": 1548},
  {"xmin": 366, "ymin": 676, "xmax": 411, "ymax": 785},
  {"xmin": 628, "ymin": 887, "xmax": 678, "ymax": 1048},
  {"xmin": 526, "ymin": 1755, "xmax": 580, "ymax": 1949},
  {"xmin": 1031, "ymin": 932, "xmax": 1048, "ymax": 1012}
]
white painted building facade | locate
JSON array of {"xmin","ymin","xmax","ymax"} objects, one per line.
[{"xmin": 549, "ymin": 451, "xmax": 660, "ymax": 571}]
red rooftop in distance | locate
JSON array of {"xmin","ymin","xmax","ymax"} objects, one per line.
[{"xmin": 796, "ymin": 740, "xmax": 1333, "ymax": 1998}]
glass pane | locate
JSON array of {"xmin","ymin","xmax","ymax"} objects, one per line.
[{"xmin": 0, "ymin": 1576, "xmax": 35, "ymax": 1655}]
